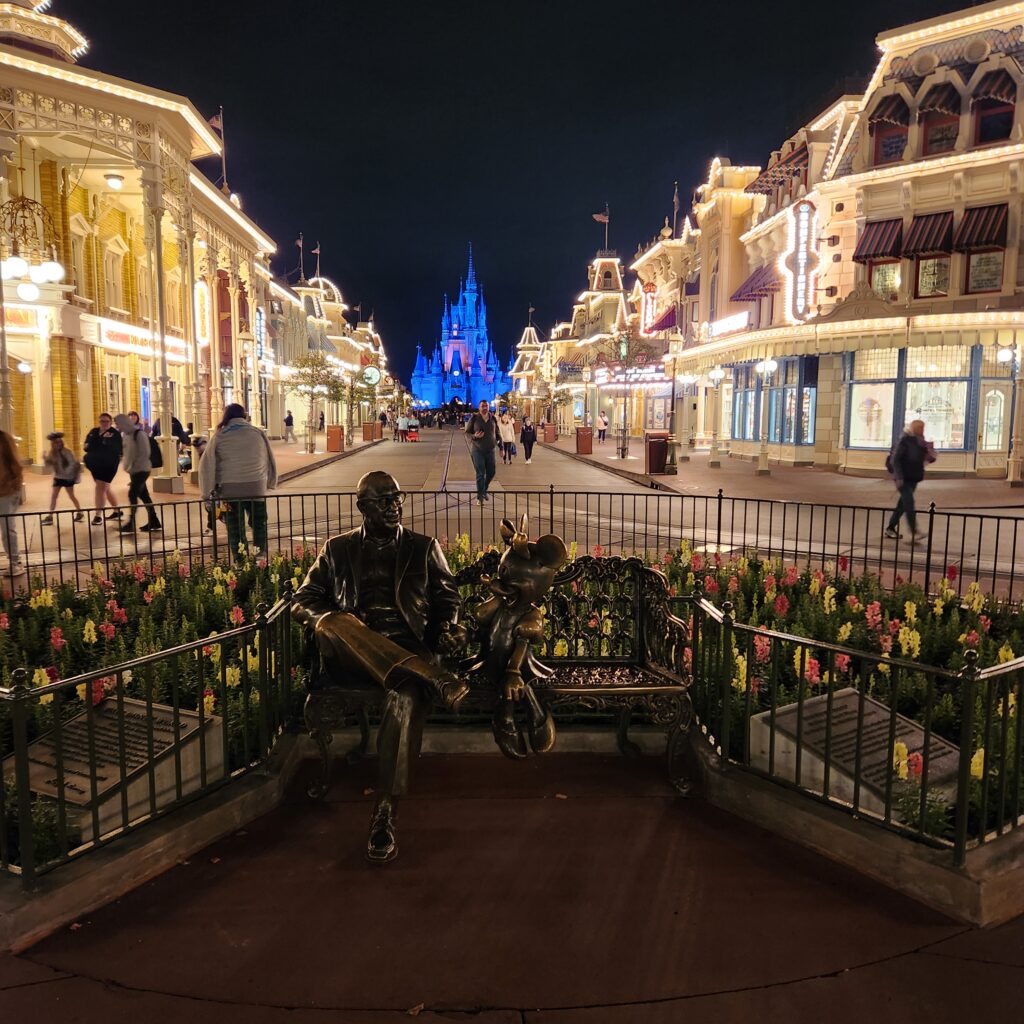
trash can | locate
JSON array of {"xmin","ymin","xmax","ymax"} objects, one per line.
[
  {"xmin": 645, "ymin": 430, "xmax": 669, "ymax": 474},
  {"xmin": 543, "ymin": 423, "xmax": 556, "ymax": 443},
  {"xmin": 362, "ymin": 422, "xmax": 375, "ymax": 442},
  {"xmin": 326, "ymin": 425, "xmax": 344, "ymax": 453},
  {"xmin": 576, "ymin": 426, "xmax": 593, "ymax": 455}
]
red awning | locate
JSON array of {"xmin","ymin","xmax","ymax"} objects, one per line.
[
  {"xmin": 744, "ymin": 144, "xmax": 810, "ymax": 195},
  {"xmin": 647, "ymin": 305, "xmax": 677, "ymax": 332},
  {"xmin": 952, "ymin": 204, "xmax": 1008, "ymax": 251},
  {"xmin": 974, "ymin": 69, "xmax": 1016, "ymax": 106},
  {"xmin": 853, "ymin": 219, "xmax": 903, "ymax": 263},
  {"xmin": 902, "ymin": 211, "xmax": 953, "ymax": 257},
  {"xmin": 730, "ymin": 264, "xmax": 782, "ymax": 301},
  {"xmin": 918, "ymin": 82, "xmax": 961, "ymax": 118},
  {"xmin": 868, "ymin": 94, "xmax": 910, "ymax": 129}
]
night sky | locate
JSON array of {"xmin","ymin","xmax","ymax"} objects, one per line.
[{"xmin": 61, "ymin": 0, "xmax": 976, "ymax": 383}]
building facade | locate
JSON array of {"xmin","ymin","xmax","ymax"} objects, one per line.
[{"xmin": 410, "ymin": 246, "xmax": 511, "ymax": 407}]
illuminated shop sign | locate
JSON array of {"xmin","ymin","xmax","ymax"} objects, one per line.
[
  {"xmin": 194, "ymin": 281, "xmax": 210, "ymax": 346},
  {"xmin": 781, "ymin": 199, "xmax": 820, "ymax": 323},
  {"xmin": 640, "ymin": 281, "xmax": 657, "ymax": 336},
  {"xmin": 708, "ymin": 311, "xmax": 750, "ymax": 338},
  {"xmin": 594, "ymin": 364, "xmax": 670, "ymax": 389}
]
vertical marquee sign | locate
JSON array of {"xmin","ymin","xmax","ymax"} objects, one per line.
[
  {"xmin": 640, "ymin": 281, "xmax": 658, "ymax": 335},
  {"xmin": 781, "ymin": 199, "xmax": 820, "ymax": 323}
]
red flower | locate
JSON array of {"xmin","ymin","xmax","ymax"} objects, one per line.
[
  {"xmin": 593, "ymin": 544, "xmax": 604, "ymax": 558},
  {"xmin": 132, "ymin": 564, "xmax": 146, "ymax": 583},
  {"xmin": 704, "ymin": 575, "xmax": 719, "ymax": 595},
  {"xmin": 227, "ymin": 577, "xmax": 237, "ymax": 590},
  {"xmin": 753, "ymin": 634, "xmax": 771, "ymax": 664},
  {"xmin": 50, "ymin": 626, "xmax": 66, "ymax": 651},
  {"xmin": 713, "ymin": 551, "xmax": 722, "ymax": 567},
  {"xmin": 804, "ymin": 657, "xmax": 821, "ymax": 685},
  {"xmin": 178, "ymin": 563, "xmax": 189, "ymax": 578},
  {"xmin": 113, "ymin": 608, "xmax": 128, "ymax": 625},
  {"xmin": 143, "ymin": 591, "xmax": 154, "ymax": 604},
  {"xmin": 45, "ymin": 665, "xmax": 59, "ymax": 682},
  {"xmin": 894, "ymin": 575, "xmax": 904, "ymax": 586},
  {"xmin": 783, "ymin": 565, "xmax": 799, "ymax": 587},
  {"xmin": 727, "ymin": 575, "xmax": 739, "ymax": 594},
  {"xmin": 690, "ymin": 553, "xmax": 704, "ymax": 572},
  {"xmin": 99, "ymin": 622, "xmax": 116, "ymax": 640},
  {"xmin": 838, "ymin": 556, "xmax": 849, "ymax": 573},
  {"xmin": 230, "ymin": 606, "xmax": 245, "ymax": 626},
  {"xmin": 0, "ymin": 612, "xmax": 8, "ymax": 630},
  {"xmin": 764, "ymin": 574, "xmax": 777, "ymax": 593},
  {"xmin": 962, "ymin": 630, "xmax": 981, "ymax": 648},
  {"xmin": 105, "ymin": 599, "xmax": 119, "ymax": 613},
  {"xmin": 979, "ymin": 615, "xmax": 992, "ymax": 634},
  {"xmin": 946, "ymin": 565, "xmax": 958, "ymax": 582},
  {"xmin": 774, "ymin": 594, "xmax": 790, "ymax": 618},
  {"xmin": 907, "ymin": 752, "xmax": 924, "ymax": 778},
  {"xmin": 257, "ymin": 558, "xmax": 268, "ymax": 570},
  {"xmin": 834, "ymin": 653, "xmax": 851, "ymax": 673},
  {"xmin": 889, "ymin": 618, "xmax": 901, "ymax": 636}
]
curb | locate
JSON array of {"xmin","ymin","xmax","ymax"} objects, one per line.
[
  {"xmin": 543, "ymin": 441, "xmax": 673, "ymax": 491},
  {"xmin": 277, "ymin": 437, "xmax": 383, "ymax": 484}
]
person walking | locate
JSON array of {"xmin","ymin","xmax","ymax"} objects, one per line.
[
  {"xmin": 885, "ymin": 419, "xmax": 935, "ymax": 542},
  {"xmin": 379, "ymin": 409, "xmax": 388, "ymax": 434},
  {"xmin": 318, "ymin": 409, "xmax": 325, "ymax": 432},
  {"xmin": 198, "ymin": 403, "xmax": 278, "ymax": 559},
  {"xmin": 397, "ymin": 412, "xmax": 409, "ymax": 442},
  {"xmin": 115, "ymin": 414, "xmax": 162, "ymax": 533},
  {"xmin": 466, "ymin": 399, "xmax": 498, "ymax": 505},
  {"xmin": 597, "ymin": 410, "xmax": 609, "ymax": 444},
  {"xmin": 498, "ymin": 411, "xmax": 516, "ymax": 464},
  {"xmin": 41, "ymin": 432, "xmax": 85, "ymax": 525},
  {"xmin": 83, "ymin": 412, "xmax": 123, "ymax": 525},
  {"xmin": 284, "ymin": 410, "xmax": 297, "ymax": 444},
  {"xmin": 0, "ymin": 429, "xmax": 24, "ymax": 575},
  {"xmin": 520, "ymin": 415, "xmax": 537, "ymax": 465}
]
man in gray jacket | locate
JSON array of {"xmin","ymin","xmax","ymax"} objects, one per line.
[
  {"xmin": 114, "ymin": 413, "xmax": 161, "ymax": 533},
  {"xmin": 198, "ymin": 403, "xmax": 278, "ymax": 558}
]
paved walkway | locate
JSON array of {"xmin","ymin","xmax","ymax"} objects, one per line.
[
  {"xmin": 1, "ymin": 753, "xmax": 1020, "ymax": 1022},
  {"xmin": 545, "ymin": 434, "xmax": 1024, "ymax": 512}
]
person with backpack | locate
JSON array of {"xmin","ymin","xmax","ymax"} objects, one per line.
[
  {"xmin": 83, "ymin": 412, "xmax": 123, "ymax": 525},
  {"xmin": 198, "ymin": 403, "xmax": 278, "ymax": 559},
  {"xmin": 41, "ymin": 432, "xmax": 85, "ymax": 524},
  {"xmin": 520, "ymin": 415, "xmax": 537, "ymax": 465},
  {"xmin": 885, "ymin": 419, "xmax": 935, "ymax": 543},
  {"xmin": 284, "ymin": 410, "xmax": 297, "ymax": 444},
  {"xmin": 115, "ymin": 412, "xmax": 162, "ymax": 533}
]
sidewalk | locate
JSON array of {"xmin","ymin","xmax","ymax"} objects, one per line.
[
  {"xmin": 544, "ymin": 433, "xmax": 1024, "ymax": 512},
  {"xmin": 18, "ymin": 432, "xmax": 381, "ymax": 514}
]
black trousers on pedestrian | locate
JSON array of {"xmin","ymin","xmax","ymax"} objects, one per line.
[
  {"xmin": 522, "ymin": 440, "xmax": 535, "ymax": 461},
  {"xmin": 127, "ymin": 471, "xmax": 159, "ymax": 523},
  {"xmin": 887, "ymin": 482, "xmax": 918, "ymax": 533}
]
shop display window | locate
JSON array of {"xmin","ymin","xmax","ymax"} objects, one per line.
[
  {"xmin": 980, "ymin": 387, "xmax": 1009, "ymax": 452},
  {"xmin": 904, "ymin": 380, "xmax": 967, "ymax": 449},
  {"xmin": 966, "ymin": 249, "xmax": 1003, "ymax": 293},
  {"xmin": 853, "ymin": 348, "xmax": 899, "ymax": 380},
  {"xmin": 916, "ymin": 256, "xmax": 950, "ymax": 297},
  {"xmin": 848, "ymin": 382, "xmax": 896, "ymax": 448},
  {"xmin": 801, "ymin": 387, "xmax": 816, "ymax": 445},
  {"xmin": 870, "ymin": 260, "xmax": 900, "ymax": 301}
]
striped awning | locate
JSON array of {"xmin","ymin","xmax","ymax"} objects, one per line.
[
  {"xmin": 647, "ymin": 305, "xmax": 677, "ymax": 332},
  {"xmin": 730, "ymin": 264, "xmax": 782, "ymax": 301},
  {"xmin": 973, "ymin": 69, "xmax": 1016, "ymax": 106},
  {"xmin": 852, "ymin": 219, "xmax": 903, "ymax": 263},
  {"xmin": 902, "ymin": 212, "xmax": 953, "ymax": 257},
  {"xmin": 744, "ymin": 144, "xmax": 810, "ymax": 194},
  {"xmin": 952, "ymin": 204, "xmax": 1008, "ymax": 251},
  {"xmin": 868, "ymin": 94, "xmax": 910, "ymax": 129},
  {"xmin": 918, "ymin": 82, "xmax": 961, "ymax": 118}
]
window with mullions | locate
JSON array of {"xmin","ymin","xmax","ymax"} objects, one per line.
[
  {"xmin": 975, "ymin": 99, "xmax": 1014, "ymax": 145},
  {"xmin": 731, "ymin": 365, "xmax": 758, "ymax": 441},
  {"xmin": 904, "ymin": 345, "xmax": 970, "ymax": 449},
  {"xmin": 848, "ymin": 348, "xmax": 899, "ymax": 448}
]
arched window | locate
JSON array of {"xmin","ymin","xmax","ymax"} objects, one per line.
[
  {"xmin": 918, "ymin": 82, "xmax": 960, "ymax": 156},
  {"xmin": 103, "ymin": 236, "xmax": 129, "ymax": 312},
  {"xmin": 973, "ymin": 69, "xmax": 1016, "ymax": 145},
  {"xmin": 136, "ymin": 259, "xmax": 151, "ymax": 321},
  {"xmin": 868, "ymin": 94, "xmax": 910, "ymax": 165}
]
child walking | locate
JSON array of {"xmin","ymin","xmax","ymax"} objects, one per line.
[{"xmin": 41, "ymin": 432, "xmax": 84, "ymax": 524}]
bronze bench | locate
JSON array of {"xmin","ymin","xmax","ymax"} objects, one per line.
[{"xmin": 303, "ymin": 555, "xmax": 694, "ymax": 797}]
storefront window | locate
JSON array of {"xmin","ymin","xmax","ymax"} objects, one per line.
[
  {"xmin": 870, "ymin": 261, "xmax": 900, "ymax": 301},
  {"xmin": 980, "ymin": 388, "xmax": 1008, "ymax": 451},
  {"xmin": 801, "ymin": 387, "xmax": 816, "ymax": 444},
  {"xmin": 916, "ymin": 256, "xmax": 950, "ymax": 297},
  {"xmin": 904, "ymin": 381, "xmax": 967, "ymax": 448},
  {"xmin": 966, "ymin": 250, "xmax": 1004, "ymax": 293},
  {"xmin": 849, "ymin": 383, "xmax": 895, "ymax": 447}
]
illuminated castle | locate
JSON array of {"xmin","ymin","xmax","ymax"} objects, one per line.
[{"xmin": 411, "ymin": 246, "xmax": 512, "ymax": 407}]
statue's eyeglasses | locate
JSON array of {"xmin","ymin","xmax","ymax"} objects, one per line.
[{"xmin": 367, "ymin": 491, "xmax": 406, "ymax": 509}]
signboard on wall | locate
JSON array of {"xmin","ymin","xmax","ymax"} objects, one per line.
[{"xmin": 781, "ymin": 199, "xmax": 820, "ymax": 323}]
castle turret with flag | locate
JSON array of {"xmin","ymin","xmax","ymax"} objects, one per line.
[{"xmin": 411, "ymin": 245, "xmax": 511, "ymax": 407}]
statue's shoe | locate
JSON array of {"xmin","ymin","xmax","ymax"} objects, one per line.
[
  {"xmin": 493, "ymin": 703, "xmax": 528, "ymax": 760},
  {"xmin": 435, "ymin": 673, "xmax": 469, "ymax": 711},
  {"xmin": 527, "ymin": 702, "xmax": 557, "ymax": 754},
  {"xmin": 366, "ymin": 804, "xmax": 398, "ymax": 864}
]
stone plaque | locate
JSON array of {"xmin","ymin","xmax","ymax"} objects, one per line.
[
  {"xmin": 3, "ymin": 697, "xmax": 224, "ymax": 838},
  {"xmin": 749, "ymin": 687, "xmax": 959, "ymax": 818}
]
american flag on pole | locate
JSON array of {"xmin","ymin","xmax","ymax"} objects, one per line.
[
  {"xmin": 592, "ymin": 210, "xmax": 609, "ymax": 224},
  {"xmin": 208, "ymin": 112, "xmax": 223, "ymax": 132}
]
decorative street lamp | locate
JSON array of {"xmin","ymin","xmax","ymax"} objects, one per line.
[
  {"xmin": 0, "ymin": 192, "xmax": 64, "ymax": 436},
  {"xmin": 708, "ymin": 366, "xmax": 726, "ymax": 468},
  {"xmin": 581, "ymin": 364, "xmax": 592, "ymax": 427},
  {"xmin": 662, "ymin": 337, "xmax": 684, "ymax": 474},
  {"xmin": 755, "ymin": 357, "xmax": 778, "ymax": 476},
  {"xmin": 677, "ymin": 372, "xmax": 699, "ymax": 463}
]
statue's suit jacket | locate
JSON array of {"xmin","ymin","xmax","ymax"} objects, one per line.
[{"xmin": 291, "ymin": 526, "xmax": 460, "ymax": 651}]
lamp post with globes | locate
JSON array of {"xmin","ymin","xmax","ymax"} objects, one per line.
[
  {"xmin": 755, "ymin": 357, "xmax": 778, "ymax": 476},
  {"xmin": 0, "ymin": 192, "xmax": 64, "ymax": 437},
  {"xmin": 1001, "ymin": 343, "xmax": 1024, "ymax": 486},
  {"xmin": 708, "ymin": 366, "xmax": 726, "ymax": 468}
]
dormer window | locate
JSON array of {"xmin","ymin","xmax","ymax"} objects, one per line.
[
  {"xmin": 918, "ymin": 82, "xmax": 960, "ymax": 155},
  {"xmin": 869, "ymin": 94, "xmax": 909, "ymax": 165},
  {"xmin": 973, "ymin": 69, "xmax": 1016, "ymax": 145}
]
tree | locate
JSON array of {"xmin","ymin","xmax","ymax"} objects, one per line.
[{"xmin": 286, "ymin": 351, "xmax": 346, "ymax": 453}]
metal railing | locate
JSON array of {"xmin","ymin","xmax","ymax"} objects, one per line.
[
  {"xmin": 684, "ymin": 594, "xmax": 1024, "ymax": 865},
  {"xmin": 2, "ymin": 487, "xmax": 1023, "ymax": 602},
  {"xmin": 0, "ymin": 590, "xmax": 302, "ymax": 887}
]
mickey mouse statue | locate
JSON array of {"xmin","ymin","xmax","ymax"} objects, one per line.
[{"xmin": 465, "ymin": 515, "xmax": 568, "ymax": 759}]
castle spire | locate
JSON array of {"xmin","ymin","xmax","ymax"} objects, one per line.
[{"xmin": 466, "ymin": 242, "xmax": 477, "ymax": 292}]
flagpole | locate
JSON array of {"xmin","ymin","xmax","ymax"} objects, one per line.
[
  {"xmin": 298, "ymin": 232, "xmax": 305, "ymax": 282},
  {"xmin": 219, "ymin": 106, "xmax": 229, "ymax": 194},
  {"xmin": 604, "ymin": 203, "xmax": 609, "ymax": 251},
  {"xmin": 315, "ymin": 242, "xmax": 321, "ymax": 280}
]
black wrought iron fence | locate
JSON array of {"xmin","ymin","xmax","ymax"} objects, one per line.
[
  {"xmin": 684, "ymin": 595, "xmax": 1024, "ymax": 866},
  {"xmin": 2, "ymin": 488, "xmax": 1023, "ymax": 603},
  {"xmin": 0, "ymin": 592, "xmax": 302, "ymax": 888}
]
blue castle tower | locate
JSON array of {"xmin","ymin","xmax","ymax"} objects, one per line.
[{"xmin": 411, "ymin": 245, "xmax": 512, "ymax": 408}]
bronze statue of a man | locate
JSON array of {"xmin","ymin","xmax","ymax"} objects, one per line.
[{"xmin": 292, "ymin": 471, "xmax": 467, "ymax": 863}]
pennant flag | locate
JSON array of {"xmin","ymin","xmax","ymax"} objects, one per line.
[
  {"xmin": 592, "ymin": 210, "xmax": 609, "ymax": 224},
  {"xmin": 208, "ymin": 112, "xmax": 223, "ymax": 132},
  {"xmin": 311, "ymin": 244, "xmax": 321, "ymax": 255},
  {"xmin": 528, "ymin": 305, "xmax": 536, "ymax": 314},
  {"xmin": 295, "ymin": 237, "xmax": 303, "ymax": 248}
]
